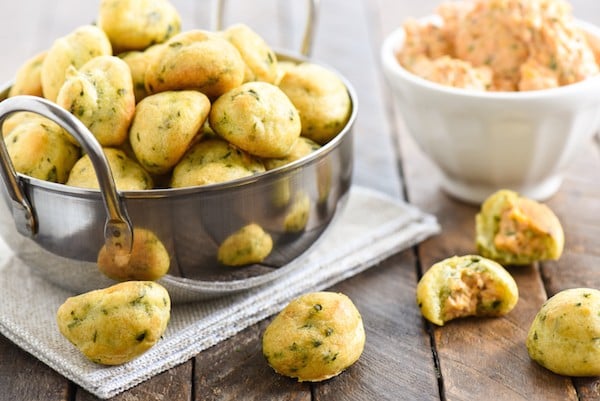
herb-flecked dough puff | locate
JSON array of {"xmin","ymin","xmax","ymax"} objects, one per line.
[
  {"xmin": 278, "ymin": 62, "xmax": 351, "ymax": 144},
  {"xmin": 57, "ymin": 55, "xmax": 136, "ymax": 147},
  {"xmin": 3, "ymin": 113, "xmax": 80, "ymax": 159},
  {"xmin": 170, "ymin": 138, "xmax": 265, "ymax": 188},
  {"xmin": 222, "ymin": 23, "xmax": 279, "ymax": 84},
  {"xmin": 209, "ymin": 81, "xmax": 301, "ymax": 158},
  {"xmin": 476, "ymin": 189, "xmax": 564, "ymax": 265},
  {"xmin": 119, "ymin": 44, "xmax": 164, "ymax": 103},
  {"xmin": 5, "ymin": 120, "xmax": 80, "ymax": 183},
  {"xmin": 263, "ymin": 136, "xmax": 321, "ymax": 170},
  {"xmin": 416, "ymin": 255, "xmax": 519, "ymax": 326},
  {"xmin": 262, "ymin": 291, "xmax": 365, "ymax": 382},
  {"xmin": 97, "ymin": 228, "xmax": 169, "ymax": 281},
  {"xmin": 217, "ymin": 223, "xmax": 273, "ymax": 267},
  {"xmin": 41, "ymin": 25, "xmax": 112, "ymax": 102},
  {"xmin": 9, "ymin": 51, "xmax": 46, "ymax": 97},
  {"xmin": 67, "ymin": 148, "xmax": 153, "ymax": 190},
  {"xmin": 144, "ymin": 29, "xmax": 245, "ymax": 98},
  {"xmin": 129, "ymin": 90, "xmax": 210, "ymax": 175},
  {"xmin": 274, "ymin": 60, "xmax": 299, "ymax": 85},
  {"xmin": 98, "ymin": 0, "xmax": 181, "ymax": 53},
  {"xmin": 527, "ymin": 288, "xmax": 600, "ymax": 377},
  {"xmin": 56, "ymin": 281, "xmax": 171, "ymax": 365},
  {"xmin": 283, "ymin": 192, "xmax": 311, "ymax": 233},
  {"xmin": 2, "ymin": 112, "xmax": 65, "ymax": 138}
]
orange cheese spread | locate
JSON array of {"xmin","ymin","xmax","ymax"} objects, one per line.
[{"xmin": 396, "ymin": 0, "xmax": 600, "ymax": 91}]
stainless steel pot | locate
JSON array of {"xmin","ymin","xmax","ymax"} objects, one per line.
[{"xmin": 0, "ymin": 4, "xmax": 356, "ymax": 301}]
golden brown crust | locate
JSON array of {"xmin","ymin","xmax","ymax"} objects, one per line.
[
  {"xmin": 2, "ymin": 112, "xmax": 58, "ymax": 138},
  {"xmin": 41, "ymin": 25, "xmax": 112, "ymax": 102},
  {"xmin": 98, "ymin": 0, "xmax": 181, "ymax": 53},
  {"xmin": 9, "ymin": 51, "xmax": 47, "ymax": 97},
  {"xmin": 262, "ymin": 137, "xmax": 321, "ymax": 170},
  {"xmin": 170, "ymin": 137, "xmax": 265, "ymax": 188},
  {"xmin": 56, "ymin": 55, "xmax": 136, "ymax": 147},
  {"xmin": 278, "ymin": 62, "xmax": 351, "ymax": 144},
  {"xmin": 97, "ymin": 228, "xmax": 169, "ymax": 281},
  {"xmin": 144, "ymin": 29, "xmax": 245, "ymax": 98},
  {"xmin": 129, "ymin": 90, "xmax": 210, "ymax": 175},
  {"xmin": 5, "ymin": 118, "xmax": 80, "ymax": 183},
  {"xmin": 527, "ymin": 288, "xmax": 600, "ymax": 376},
  {"xmin": 67, "ymin": 147, "xmax": 153, "ymax": 190},
  {"xmin": 119, "ymin": 44, "xmax": 164, "ymax": 103},
  {"xmin": 274, "ymin": 60, "xmax": 298, "ymax": 85},
  {"xmin": 475, "ymin": 189, "xmax": 564, "ymax": 265},
  {"xmin": 283, "ymin": 192, "xmax": 311, "ymax": 232},
  {"xmin": 416, "ymin": 255, "xmax": 519, "ymax": 326},
  {"xmin": 221, "ymin": 23, "xmax": 279, "ymax": 84},
  {"xmin": 217, "ymin": 223, "xmax": 273, "ymax": 266},
  {"xmin": 262, "ymin": 291, "xmax": 365, "ymax": 382},
  {"xmin": 209, "ymin": 81, "xmax": 301, "ymax": 158},
  {"xmin": 56, "ymin": 281, "xmax": 171, "ymax": 365}
]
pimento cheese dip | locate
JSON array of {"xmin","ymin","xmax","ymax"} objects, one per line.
[{"xmin": 396, "ymin": 0, "xmax": 600, "ymax": 91}]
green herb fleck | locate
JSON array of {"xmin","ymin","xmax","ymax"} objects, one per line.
[
  {"xmin": 247, "ymin": 89, "xmax": 260, "ymax": 101},
  {"xmin": 136, "ymin": 330, "xmax": 148, "ymax": 342}
]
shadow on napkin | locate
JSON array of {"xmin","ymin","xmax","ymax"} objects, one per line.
[{"xmin": 0, "ymin": 185, "xmax": 439, "ymax": 399}]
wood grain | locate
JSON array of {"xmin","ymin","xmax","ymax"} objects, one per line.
[
  {"xmin": 0, "ymin": 335, "xmax": 70, "ymax": 401},
  {"xmin": 0, "ymin": 0, "xmax": 599, "ymax": 400},
  {"xmin": 75, "ymin": 362, "xmax": 193, "ymax": 401},
  {"xmin": 375, "ymin": 0, "xmax": 600, "ymax": 399},
  {"xmin": 316, "ymin": 251, "xmax": 441, "ymax": 401},
  {"xmin": 194, "ymin": 319, "xmax": 310, "ymax": 401}
]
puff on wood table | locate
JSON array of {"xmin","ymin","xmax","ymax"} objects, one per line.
[{"xmin": 0, "ymin": 0, "xmax": 598, "ymax": 400}]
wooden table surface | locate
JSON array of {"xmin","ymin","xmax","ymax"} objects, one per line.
[{"xmin": 0, "ymin": 0, "xmax": 599, "ymax": 400}]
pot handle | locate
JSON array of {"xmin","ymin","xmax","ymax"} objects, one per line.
[
  {"xmin": 212, "ymin": 0, "xmax": 320, "ymax": 57},
  {"xmin": 0, "ymin": 95, "xmax": 133, "ymax": 260}
]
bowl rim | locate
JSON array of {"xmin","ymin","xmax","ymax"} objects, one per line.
[{"xmin": 381, "ymin": 16, "xmax": 600, "ymax": 101}]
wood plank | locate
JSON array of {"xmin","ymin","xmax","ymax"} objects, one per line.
[
  {"xmin": 317, "ymin": 252, "xmax": 441, "ymax": 401},
  {"xmin": 393, "ymin": 62, "xmax": 597, "ymax": 401},
  {"xmin": 192, "ymin": 250, "xmax": 438, "ymax": 401},
  {"xmin": 306, "ymin": 1, "xmax": 440, "ymax": 397},
  {"xmin": 74, "ymin": 362, "xmax": 193, "ymax": 401},
  {"xmin": 540, "ymin": 139, "xmax": 600, "ymax": 401},
  {"xmin": 194, "ymin": 319, "xmax": 311, "ymax": 401},
  {"xmin": 196, "ymin": 1, "xmax": 418, "ymax": 399},
  {"xmin": 402, "ymin": 178, "xmax": 579, "ymax": 400},
  {"xmin": 0, "ymin": 334, "xmax": 70, "ymax": 401},
  {"xmin": 395, "ymin": 113, "xmax": 590, "ymax": 401},
  {"xmin": 375, "ymin": 0, "xmax": 600, "ymax": 400},
  {"xmin": 194, "ymin": 253, "xmax": 441, "ymax": 401},
  {"xmin": 430, "ymin": 264, "xmax": 577, "ymax": 401},
  {"xmin": 542, "ymin": 144, "xmax": 600, "ymax": 295},
  {"xmin": 0, "ymin": 1, "xmax": 598, "ymax": 400},
  {"xmin": 311, "ymin": 0, "xmax": 403, "ymax": 198}
]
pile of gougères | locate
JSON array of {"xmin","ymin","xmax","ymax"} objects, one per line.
[{"xmin": 5, "ymin": 0, "xmax": 354, "ymax": 369}]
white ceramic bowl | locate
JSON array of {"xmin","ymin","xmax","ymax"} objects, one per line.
[{"xmin": 381, "ymin": 19, "xmax": 600, "ymax": 204}]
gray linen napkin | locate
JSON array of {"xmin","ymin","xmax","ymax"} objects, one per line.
[{"xmin": 0, "ymin": 186, "xmax": 439, "ymax": 399}]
